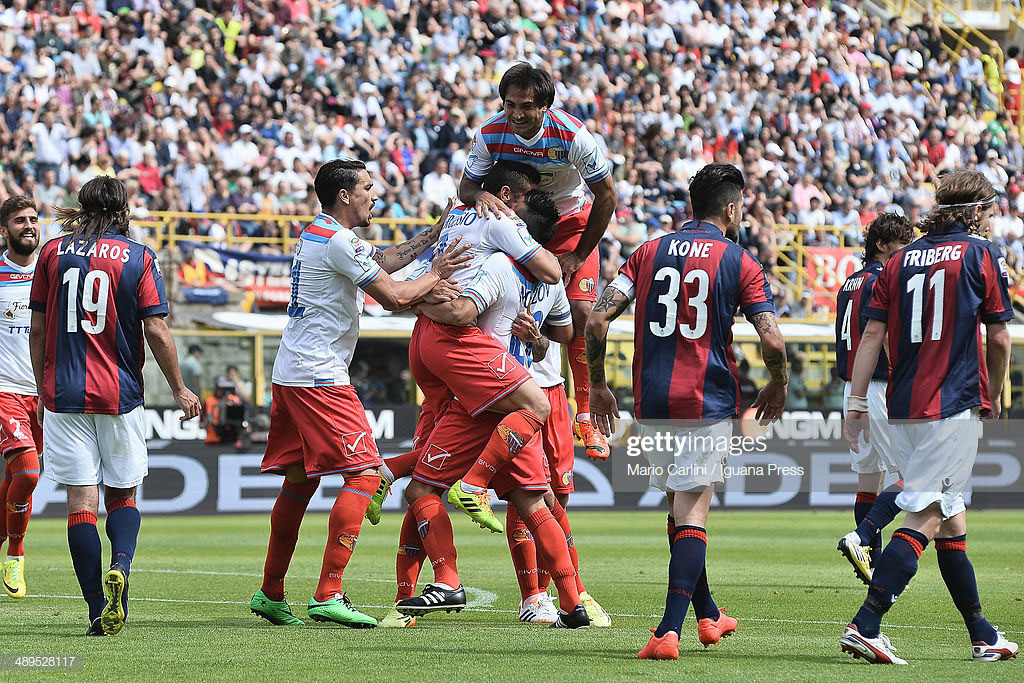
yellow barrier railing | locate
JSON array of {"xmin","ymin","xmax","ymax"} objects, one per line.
[{"xmin": 875, "ymin": 0, "xmax": 1005, "ymax": 113}]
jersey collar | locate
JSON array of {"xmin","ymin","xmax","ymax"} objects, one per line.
[
  {"xmin": 1, "ymin": 251, "xmax": 34, "ymax": 272},
  {"xmin": 678, "ymin": 219, "xmax": 723, "ymax": 235}
]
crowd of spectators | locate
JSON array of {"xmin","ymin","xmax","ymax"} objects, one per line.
[{"xmin": 1, "ymin": 0, "xmax": 1024, "ymax": 309}]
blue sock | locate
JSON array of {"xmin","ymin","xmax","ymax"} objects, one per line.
[
  {"xmin": 936, "ymin": 535, "xmax": 998, "ymax": 645},
  {"xmin": 655, "ymin": 525, "xmax": 707, "ymax": 638},
  {"xmin": 68, "ymin": 510, "xmax": 105, "ymax": 621},
  {"xmin": 852, "ymin": 528, "xmax": 927, "ymax": 638},
  {"xmin": 105, "ymin": 500, "xmax": 141, "ymax": 575},
  {"xmin": 691, "ymin": 566, "xmax": 720, "ymax": 621},
  {"xmin": 856, "ymin": 485, "xmax": 902, "ymax": 548}
]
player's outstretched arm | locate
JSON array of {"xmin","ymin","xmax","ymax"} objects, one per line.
[
  {"xmin": 750, "ymin": 311, "xmax": 789, "ymax": 426},
  {"xmin": 372, "ymin": 198, "xmax": 455, "ymax": 274},
  {"xmin": 983, "ymin": 321, "xmax": 1011, "ymax": 420},
  {"xmin": 365, "ymin": 237, "xmax": 471, "ymax": 311},
  {"xmin": 143, "ymin": 315, "xmax": 202, "ymax": 422},
  {"xmin": 585, "ymin": 284, "xmax": 633, "ymax": 438},
  {"xmin": 29, "ymin": 311, "xmax": 46, "ymax": 425},
  {"xmin": 842, "ymin": 318, "xmax": 886, "ymax": 449},
  {"xmin": 560, "ymin": 175, "xmax": 615, "ymax": 280}
]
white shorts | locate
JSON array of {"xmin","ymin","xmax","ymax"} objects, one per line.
[
  {"xmin": 890, "ymin": 409, "xmax": 981, "ymax": 519},
  {"xmin": 844, "ymin": 380, "xmax": 897, "ymax": 475},
  {"xmin": 42, "ymin": 406, "xmax": 148, "ymax": 488},
  {"xmin": 639, "ymin": 420, "xmax": 730, "ymax": 492}
]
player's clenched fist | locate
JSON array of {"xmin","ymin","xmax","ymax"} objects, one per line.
[
  {"xmin": 175, "ymin": 388, "xmax": 202, "ymax": 421},
  {"xmin": 430, "ymin": 236, "xmax": 472, "ymax": 279}
]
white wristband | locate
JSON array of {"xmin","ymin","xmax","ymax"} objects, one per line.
[{"xmin": 846, "ymin": 395, "xmax": 869, "ymax": 413}]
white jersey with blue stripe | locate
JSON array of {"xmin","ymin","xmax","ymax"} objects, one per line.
[
  {"xmin": 408, "ymin": 204, "xmax": 542, "ymax": 288},
  {"xmin": 464, "ymin": 252, "xmax": 571, "ymax": 374},
  {"xmin": 464, "ymin": 109, "xmax": 611, "ymax": 216},
  {"xmin": 273, "ymin": 214, "xmax": 383, "ymax": 388},
  {"xmin": 0, "ymin": 252, "xmax": 36, "ymax": 395}
]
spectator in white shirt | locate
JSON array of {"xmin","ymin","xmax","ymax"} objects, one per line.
[{"xmin": 421, "ymin": 156, "xmax": 458, "ymax": 212}]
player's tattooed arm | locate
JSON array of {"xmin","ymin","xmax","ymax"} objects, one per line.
[
  {"xmin": 751, "ymin": 312, "xmax": 788, "ymax": 385},
  {"xmin": 374, "ymin": 198, "xmax": 455, "ymax": 273},
  {"xmin": 585, "ymin": 286, "xmax": 632, "ymax": 387},
  {"xmin": 591, "ymin": 285, "xmax": 632, "ymax": 319}
]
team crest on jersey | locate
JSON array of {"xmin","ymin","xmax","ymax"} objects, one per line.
[
  {"xmin": 488, "ymin": 353, "xmax": 515, "ymax": 378},
  {"xmin": 578, "ymin": 278, "xmax": 595, "ymax": 293},
  {"xmin": 421, "ymin": 443, "xmax": 450, "ymax": 471},
  {"xmin": 497, "ymin": 424, "xmax": 525, "ymax": 454},
  {"xmin": 341, "ymin": 431, "xmax": 369, "ymax": 455},
  {"xmin": 547, "ymin": 147, "xmax": 561, "ymax": 160}
]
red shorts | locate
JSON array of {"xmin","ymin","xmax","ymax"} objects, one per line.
[
  {"xmin": 0, "ymin": 392, "xmax": 42, "ymax": 457},
  {"xmin": 409, "ymin": 316, "xmax": 532, "ymax": 417},
  {"xmin": 545, "ymin": 204, "xmax": 599, "ymax": 302},
  {"xmin": 542, "ymin": 384, "xmax": 575, "ymax": 494},
  {"xmin": 410, "ymin": 401, "xmax": 547, "ymax": 499},
  {"xmin": 262, "ymin": 384, "xmax": 382, "ymax": 477}
]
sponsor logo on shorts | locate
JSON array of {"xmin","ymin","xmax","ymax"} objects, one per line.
[
  {"xmin": 421, "ymin": 444, "xmax": 450, "ymax": 471},
  {"xmin": 337, "ymin": 533, "xmax": 358, "ymax": 550},
  {"xmin": 341, "ymin": 431, "xmax": 369, "ymax": 455},
  {"xmin": 417, "ymin": 519, "xmax": 430, "ymax": 538},
  {"xmin": 497, "ymin": 424, "xmax": 525, "ymax": 454},
  {"xmin": 561, "ymin": 470, "xmax": 573, "ymax": 487},
  {"xmin": 488, "ymin": 353, "xmax": 515, "ymax": 378},
  {"xmin": 578, "ymin": 278, "xmax": 595, "ymax": 293}
]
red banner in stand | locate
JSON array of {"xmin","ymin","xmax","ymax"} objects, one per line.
[{"xmin": 805, "ymin": 247, "xmax": 863, "ymax": 313}]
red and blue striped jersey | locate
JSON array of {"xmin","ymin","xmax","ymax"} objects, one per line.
[
  {"xmin": 865, "ymin": 230, "xmax": 1014, "ymax": 419},
  {"xmin": 610, "ymin": 221, "xmax": 775, "ymax": 420},
  {"xmin": 29, "ymin": 231, "xmax": 168, "ymax": 414},
  {"xmin": 835, "ymin": 261, "xmax": 889, "ymax": 382},
  {"xmin": 464, "ymin": 108, "xmax": 610, "ymax": 216}
]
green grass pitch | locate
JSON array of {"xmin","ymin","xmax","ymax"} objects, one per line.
[{"xmin": 3, "ymin": 509, "xmax": 1022, "ymax": 681}]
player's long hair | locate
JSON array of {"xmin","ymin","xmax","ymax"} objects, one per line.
[
  {"xmin": 54, "ymin": 176, "xmax": 130, "ymax": 243},
  {"xmin": 863, "ymin": 212, "xmax": 915, "ymax": 262},
  {"xmin": 917, "ymin": 169, "xmax": 997, "ymax": 236}
]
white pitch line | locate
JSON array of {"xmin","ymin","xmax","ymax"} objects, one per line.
[{"xmin": 22, "ymin": 594, "xmax": 1023, "ymax": 636}]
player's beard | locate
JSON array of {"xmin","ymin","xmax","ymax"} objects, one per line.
[
  {"xmin": 8, "ymin": 232, "xmax": 38, "ymax": 256},
  {"xmin": 725, "ymin": 224, "xmax": 739, "ymax": 242}
]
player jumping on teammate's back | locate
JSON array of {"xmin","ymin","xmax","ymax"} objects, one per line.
[
  {"xmin": 28, "ymin": 177, "xmax": 202, "ymax": 635},
  {"xmin": 842, "ymin": 169, "xmax": 1018, "ymax": 664},
  {"xmin": 587, "ymin": 164, "xmax": 788, "ymax": 659},
  {"xmin": 834, "ymin": 213, "xmax": 914, "ymax": 584},
  {"xmin": 0, "ymin": 196, "xmax": 42, "ymax": 600},
  {"xmin": 458, "ymin": 63, "xmax": 618, "ymax": 462}
]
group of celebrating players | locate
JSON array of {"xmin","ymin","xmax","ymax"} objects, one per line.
[{"xmin": 0, "ymin": 62, "xmax": 1018, "ymax": 664}]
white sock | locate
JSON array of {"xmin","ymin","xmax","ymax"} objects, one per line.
[
  {"xmin": 432, "ymin": 582, "xmax": 453, "ymax": 591},
  {"xmin": 8, "ymin": 555, "xmax": 23, "ymax": 562},
  {"xmin": 460, "ymin": 480, "xmax": 486, "ymax": 494},
  {"xmin": 576, "ymin": 412, "xmax": 590, "ymax": 422},
  {"xmin": 380, "ymin": 463, "xmax": 395, "ymax": 485}
]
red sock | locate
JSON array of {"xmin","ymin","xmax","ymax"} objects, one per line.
[
  {"xmin": 396, "ymin": 508, "xmax": 426, "ymax": 601},
  {"xmin": 550, "ymin": 500, "xmax": 585, "ymax": 594},
  {"xmin": 314, "ymin": 474, "xmax": 377, "ymax": 602},
  {"xmin": 567, "ymin": 336, "xmax": 590, "ymax": 416},
  {"xmin": 260, "ymin": 479, "xmax": 319, "ymax": 602},
  {"xmin": 523, "ymin": 507, "xmax": 580, "ymax": 613},
  {"xmin": 385, "ymin": 449, "xmax": 420, "ymax": 481},
  {"xmin": 463, "ymin": 410, "xmax": 545, "ymax": 489},
  {"xmin": 506, "ymin": 505, "xmax": 539, "ymax": 600},
  {"xmin": 0, "ymin": 464, "xmax": 10, "ymax": 549},
  {"xmin": 4, "ymin": 449, "xmax": 39, "ymax": 557},
  {"xmin": 410, "ymin": 494, "xmax": 459, "ymax": 588}
]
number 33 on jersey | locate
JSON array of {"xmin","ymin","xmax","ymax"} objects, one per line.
[
  {"xmin": 609, "ymin": 220, "xmax": 774, "ymax": 421},
  {"xmin": 29, "ymin": 232, "xmax": 168, "ymax": 414}
]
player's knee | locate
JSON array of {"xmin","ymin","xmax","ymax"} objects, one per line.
[
  {"xmin": 570, "ymin": 300, "xmax": 592, "ymax": 330},
  {"xmin": 12, "ymin": 469, "xmax": 39, "ymax": 490},
  {"xmin": 284, "ymin": 466, "xmax": 309, "ymax": 484},
  {"xmin": 404, "ymin": 480, "xmax": 430, "ymax": 505}
]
